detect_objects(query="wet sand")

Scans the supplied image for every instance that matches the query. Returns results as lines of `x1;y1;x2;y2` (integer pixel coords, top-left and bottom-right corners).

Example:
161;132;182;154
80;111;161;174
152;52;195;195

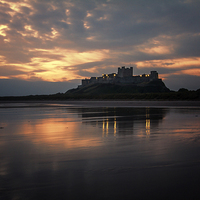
0;105;200;199
54;100;200;107
0;100;200;107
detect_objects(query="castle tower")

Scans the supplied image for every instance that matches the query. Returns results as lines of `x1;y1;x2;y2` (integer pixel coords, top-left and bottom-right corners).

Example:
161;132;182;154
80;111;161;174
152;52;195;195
150;71;158;80
117;66;133;77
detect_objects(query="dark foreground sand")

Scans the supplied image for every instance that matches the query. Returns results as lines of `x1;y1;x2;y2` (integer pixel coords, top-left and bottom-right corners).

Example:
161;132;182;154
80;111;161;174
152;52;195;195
1;100;200;107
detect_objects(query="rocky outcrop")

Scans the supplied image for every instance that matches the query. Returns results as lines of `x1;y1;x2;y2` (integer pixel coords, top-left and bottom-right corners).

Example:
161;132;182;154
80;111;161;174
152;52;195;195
66;79;170;96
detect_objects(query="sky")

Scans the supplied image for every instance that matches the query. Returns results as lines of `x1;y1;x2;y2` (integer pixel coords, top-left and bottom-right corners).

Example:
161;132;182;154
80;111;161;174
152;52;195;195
0;0;200;96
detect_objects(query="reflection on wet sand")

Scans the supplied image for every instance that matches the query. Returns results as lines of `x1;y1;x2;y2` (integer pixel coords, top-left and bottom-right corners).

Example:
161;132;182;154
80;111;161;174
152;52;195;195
21;118;102;149
0;105;200;200
146;119;151;135
78;107;168;136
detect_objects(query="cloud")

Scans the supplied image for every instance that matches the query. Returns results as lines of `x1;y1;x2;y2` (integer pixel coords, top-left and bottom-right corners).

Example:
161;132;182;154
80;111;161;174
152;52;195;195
0;0;200;95
0;65;27;76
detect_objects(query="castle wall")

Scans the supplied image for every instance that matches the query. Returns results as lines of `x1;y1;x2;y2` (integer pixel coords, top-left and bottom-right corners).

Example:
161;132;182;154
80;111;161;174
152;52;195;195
118;67;133;77
82;79;90;86
150;71;158;81
81;67;159;86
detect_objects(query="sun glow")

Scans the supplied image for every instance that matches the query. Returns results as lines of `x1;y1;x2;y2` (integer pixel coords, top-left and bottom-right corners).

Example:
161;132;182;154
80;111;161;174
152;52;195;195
0;48;110;82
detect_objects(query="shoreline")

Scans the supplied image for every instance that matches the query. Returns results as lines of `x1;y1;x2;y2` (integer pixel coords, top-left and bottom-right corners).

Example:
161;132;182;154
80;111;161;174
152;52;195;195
0;100;200;108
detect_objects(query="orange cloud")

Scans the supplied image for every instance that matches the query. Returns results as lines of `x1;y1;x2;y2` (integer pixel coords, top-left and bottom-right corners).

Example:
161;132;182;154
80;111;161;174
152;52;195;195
181;68;200;76
1;0;33;16
137;35;175;55
139;45;173;55
0;48;110;82
82;66;99;73
0;25;9;37
136;57;200;70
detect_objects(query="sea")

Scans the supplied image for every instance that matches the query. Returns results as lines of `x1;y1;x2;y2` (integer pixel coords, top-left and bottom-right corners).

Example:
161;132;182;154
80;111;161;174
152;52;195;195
0;102;200;200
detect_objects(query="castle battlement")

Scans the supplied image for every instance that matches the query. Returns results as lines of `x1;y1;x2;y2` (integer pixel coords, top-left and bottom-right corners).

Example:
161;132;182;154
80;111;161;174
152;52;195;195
81;67;159;86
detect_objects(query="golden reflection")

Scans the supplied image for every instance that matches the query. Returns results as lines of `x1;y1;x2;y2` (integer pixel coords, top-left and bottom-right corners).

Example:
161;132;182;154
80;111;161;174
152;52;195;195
146;108;150;135
102;119;109;137
114;118;117;137
102;118;117;137
146;119;150;135
21;118;102;149
106;119;109;137
102;120;105;137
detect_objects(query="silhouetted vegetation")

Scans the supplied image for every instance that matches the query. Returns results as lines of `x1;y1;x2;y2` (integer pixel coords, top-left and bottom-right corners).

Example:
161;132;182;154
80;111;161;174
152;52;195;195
178;88;189;92
0;88;200;101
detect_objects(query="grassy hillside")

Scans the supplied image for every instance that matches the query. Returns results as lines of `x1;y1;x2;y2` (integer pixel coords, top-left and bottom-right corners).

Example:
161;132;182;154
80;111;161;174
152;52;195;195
66;79;170;96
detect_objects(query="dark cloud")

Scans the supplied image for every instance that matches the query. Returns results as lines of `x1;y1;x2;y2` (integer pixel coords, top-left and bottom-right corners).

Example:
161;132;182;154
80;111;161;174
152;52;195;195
174;34;200;57
0;12;11;25
29;1;68;34
9;13;27;31
20;6;32;15
2;0;199;52
0;3;12;24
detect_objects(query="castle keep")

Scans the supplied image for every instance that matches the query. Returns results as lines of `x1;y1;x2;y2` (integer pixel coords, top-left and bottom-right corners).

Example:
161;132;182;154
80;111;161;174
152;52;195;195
81;66;159;86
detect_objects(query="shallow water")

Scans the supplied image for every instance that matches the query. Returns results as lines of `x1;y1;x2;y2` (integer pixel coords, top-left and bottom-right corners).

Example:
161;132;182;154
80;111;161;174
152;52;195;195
0;104;200;199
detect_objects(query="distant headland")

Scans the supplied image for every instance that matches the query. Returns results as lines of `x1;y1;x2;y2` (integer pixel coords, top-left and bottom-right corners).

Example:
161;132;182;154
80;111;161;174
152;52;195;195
0;66;200;101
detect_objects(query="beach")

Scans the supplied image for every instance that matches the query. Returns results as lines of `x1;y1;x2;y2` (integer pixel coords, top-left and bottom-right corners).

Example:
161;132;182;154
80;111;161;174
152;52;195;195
0;100;200;108
0;102;200;199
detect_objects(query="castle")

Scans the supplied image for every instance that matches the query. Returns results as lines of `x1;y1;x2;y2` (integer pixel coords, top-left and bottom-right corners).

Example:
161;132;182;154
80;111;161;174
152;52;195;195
81;66;159;86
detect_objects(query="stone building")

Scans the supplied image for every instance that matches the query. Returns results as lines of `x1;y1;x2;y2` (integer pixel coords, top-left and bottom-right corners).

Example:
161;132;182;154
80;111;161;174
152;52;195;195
81;67;159;86
118;66;133;77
